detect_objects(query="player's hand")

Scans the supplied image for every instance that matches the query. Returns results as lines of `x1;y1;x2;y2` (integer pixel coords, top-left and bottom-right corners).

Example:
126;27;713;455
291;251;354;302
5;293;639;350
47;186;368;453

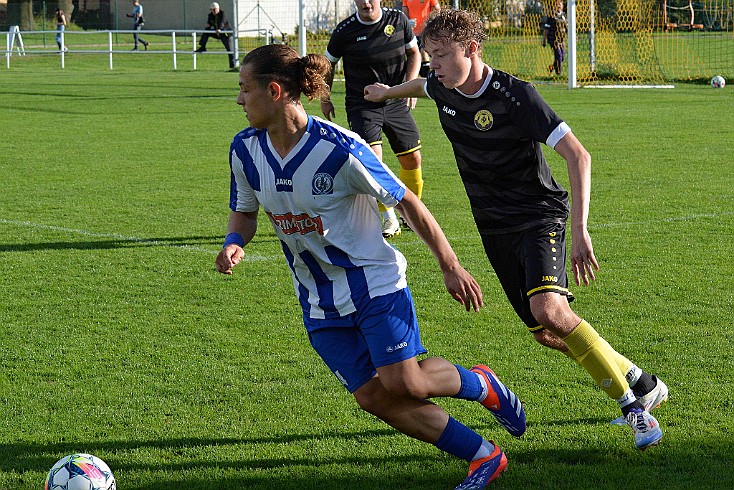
406;97;417;110
216;245;245;275
570;228;599;286
320;100;335;121
443;265;484;312
364;83;390;103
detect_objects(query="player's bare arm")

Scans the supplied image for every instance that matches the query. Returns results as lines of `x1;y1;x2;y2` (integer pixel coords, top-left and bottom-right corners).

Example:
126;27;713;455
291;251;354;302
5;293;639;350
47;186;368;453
319;61;337;121
364;78;427;103
216;210;258;275
395;190;484;312
554;131;598;286
404;45;421;109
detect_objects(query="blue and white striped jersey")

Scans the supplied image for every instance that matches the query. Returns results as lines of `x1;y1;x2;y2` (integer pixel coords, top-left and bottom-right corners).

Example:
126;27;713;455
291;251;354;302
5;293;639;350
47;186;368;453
229;115;408;326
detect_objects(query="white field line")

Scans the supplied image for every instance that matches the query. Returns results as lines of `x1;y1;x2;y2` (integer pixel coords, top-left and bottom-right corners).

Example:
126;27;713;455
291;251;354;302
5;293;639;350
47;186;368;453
2;211;731;259
0;218;278;262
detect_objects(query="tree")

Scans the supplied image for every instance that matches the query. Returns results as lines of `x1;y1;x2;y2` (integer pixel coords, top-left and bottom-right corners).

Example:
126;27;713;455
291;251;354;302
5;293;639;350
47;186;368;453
6;0;33;29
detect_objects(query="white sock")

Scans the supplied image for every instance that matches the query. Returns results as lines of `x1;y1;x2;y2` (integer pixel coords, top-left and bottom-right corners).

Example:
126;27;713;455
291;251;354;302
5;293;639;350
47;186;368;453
616;388;637;410
471;439;495;461
625;364;642;387
381;208;397;221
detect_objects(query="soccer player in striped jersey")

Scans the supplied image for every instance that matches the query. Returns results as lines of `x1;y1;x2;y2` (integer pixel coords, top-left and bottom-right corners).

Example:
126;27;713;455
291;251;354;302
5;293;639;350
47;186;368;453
364;8;668;452
321;0;424;238
216;44;526;489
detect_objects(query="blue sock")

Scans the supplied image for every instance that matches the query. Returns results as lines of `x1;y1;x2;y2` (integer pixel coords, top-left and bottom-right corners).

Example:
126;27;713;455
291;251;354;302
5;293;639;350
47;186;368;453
454;364;483;401
435;417;484;462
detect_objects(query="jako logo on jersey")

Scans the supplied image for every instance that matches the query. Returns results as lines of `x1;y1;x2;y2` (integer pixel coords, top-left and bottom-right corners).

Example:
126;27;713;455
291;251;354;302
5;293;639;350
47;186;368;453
312;173;334;195
384;24;395;36
385;341;408;353
357;35;367;41
474;110;493;131
276;178;292;186
542;275;558;282
266;211;325;236
442;106;456;116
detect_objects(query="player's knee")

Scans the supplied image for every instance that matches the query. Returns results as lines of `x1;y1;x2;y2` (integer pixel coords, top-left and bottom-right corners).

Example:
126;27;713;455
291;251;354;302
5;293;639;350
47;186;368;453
381;376;428;400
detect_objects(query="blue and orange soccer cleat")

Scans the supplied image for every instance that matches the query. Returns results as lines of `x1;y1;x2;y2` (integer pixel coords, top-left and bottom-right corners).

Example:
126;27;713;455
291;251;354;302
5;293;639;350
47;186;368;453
454;442;508;490
470;365;526;437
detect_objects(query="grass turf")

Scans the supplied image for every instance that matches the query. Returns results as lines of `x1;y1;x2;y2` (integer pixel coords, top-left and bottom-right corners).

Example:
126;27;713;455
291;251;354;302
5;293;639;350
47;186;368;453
0;60;732;489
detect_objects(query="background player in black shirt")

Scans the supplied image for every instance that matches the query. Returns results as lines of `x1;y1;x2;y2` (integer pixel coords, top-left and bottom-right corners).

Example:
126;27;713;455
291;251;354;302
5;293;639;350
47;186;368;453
365;8;668;452
322;0;424;238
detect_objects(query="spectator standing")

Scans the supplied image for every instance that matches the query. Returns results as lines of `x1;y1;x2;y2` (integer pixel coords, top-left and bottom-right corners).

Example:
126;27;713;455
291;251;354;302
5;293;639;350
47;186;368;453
542;0;566;75
195;2;237;70
321;0;424;239
54;8;68;52
127;0;149;51
401;0;441;77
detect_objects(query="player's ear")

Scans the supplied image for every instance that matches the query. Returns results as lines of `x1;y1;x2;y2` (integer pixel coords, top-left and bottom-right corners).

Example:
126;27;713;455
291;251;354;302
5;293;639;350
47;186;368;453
466;40;480;57
268;81;283;100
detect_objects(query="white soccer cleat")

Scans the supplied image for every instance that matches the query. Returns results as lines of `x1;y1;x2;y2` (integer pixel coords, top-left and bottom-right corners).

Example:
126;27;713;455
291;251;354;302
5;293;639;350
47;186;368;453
626;409;663;450
382;216;401;238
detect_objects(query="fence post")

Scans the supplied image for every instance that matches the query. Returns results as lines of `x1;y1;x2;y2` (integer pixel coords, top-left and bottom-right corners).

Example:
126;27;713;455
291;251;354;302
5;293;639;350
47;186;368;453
172;31;177;70
192;32;197;71
60;31;65;68
109;31;114;69
5;31;9;69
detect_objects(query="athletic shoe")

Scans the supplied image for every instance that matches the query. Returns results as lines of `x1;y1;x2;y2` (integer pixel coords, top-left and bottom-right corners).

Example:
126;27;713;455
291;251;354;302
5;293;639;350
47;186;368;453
626;408;663;450
470;365;526;437
195;47;206;53
143;41;149;50
454;443;508;490
382;216;401;238
610;376;668;426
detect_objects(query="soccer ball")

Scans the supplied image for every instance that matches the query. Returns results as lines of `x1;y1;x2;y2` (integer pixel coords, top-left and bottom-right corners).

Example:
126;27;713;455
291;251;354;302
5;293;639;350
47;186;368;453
45;454;116;490
711;75;725;88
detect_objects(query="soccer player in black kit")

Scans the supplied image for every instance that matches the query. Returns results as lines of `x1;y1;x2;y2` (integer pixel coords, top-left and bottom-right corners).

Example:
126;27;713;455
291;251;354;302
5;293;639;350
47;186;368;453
365;8;668;453
322;0;424;238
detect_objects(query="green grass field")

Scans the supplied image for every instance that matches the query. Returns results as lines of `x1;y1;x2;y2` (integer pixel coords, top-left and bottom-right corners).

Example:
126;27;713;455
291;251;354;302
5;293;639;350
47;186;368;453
1;58;733;489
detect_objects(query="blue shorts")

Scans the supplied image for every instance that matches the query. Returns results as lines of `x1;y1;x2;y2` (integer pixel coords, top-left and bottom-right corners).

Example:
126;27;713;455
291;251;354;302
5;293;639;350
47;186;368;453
305;288;427;393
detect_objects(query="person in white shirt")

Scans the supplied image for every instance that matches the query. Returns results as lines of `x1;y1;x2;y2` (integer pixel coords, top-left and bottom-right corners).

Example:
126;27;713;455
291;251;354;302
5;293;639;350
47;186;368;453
216;43;527;490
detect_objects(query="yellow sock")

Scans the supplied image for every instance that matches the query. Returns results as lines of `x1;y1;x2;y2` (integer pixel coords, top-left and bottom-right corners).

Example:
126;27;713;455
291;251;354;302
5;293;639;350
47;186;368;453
378;202;389;213
562;320;629;399
599;338;633;376
400;167;424;200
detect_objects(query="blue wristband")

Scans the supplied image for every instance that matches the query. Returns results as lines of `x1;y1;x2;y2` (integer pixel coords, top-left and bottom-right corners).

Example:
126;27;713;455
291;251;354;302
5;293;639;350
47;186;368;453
223;232;245;248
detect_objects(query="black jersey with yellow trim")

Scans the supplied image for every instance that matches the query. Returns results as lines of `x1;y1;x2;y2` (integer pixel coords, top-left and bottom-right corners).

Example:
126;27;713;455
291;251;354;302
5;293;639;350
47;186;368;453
326;8;415;109
425;67;570;234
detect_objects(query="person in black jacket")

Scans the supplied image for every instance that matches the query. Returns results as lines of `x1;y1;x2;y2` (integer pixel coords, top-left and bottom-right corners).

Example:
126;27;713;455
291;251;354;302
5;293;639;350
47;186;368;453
195;2;236;70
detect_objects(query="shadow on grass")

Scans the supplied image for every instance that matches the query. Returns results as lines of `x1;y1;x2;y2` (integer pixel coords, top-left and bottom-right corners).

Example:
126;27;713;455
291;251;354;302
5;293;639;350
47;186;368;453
3;427;733;489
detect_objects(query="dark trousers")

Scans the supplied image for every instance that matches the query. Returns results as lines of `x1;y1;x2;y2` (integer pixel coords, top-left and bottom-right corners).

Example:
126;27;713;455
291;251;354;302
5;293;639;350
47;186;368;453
199;31;235;67
133;22;146;48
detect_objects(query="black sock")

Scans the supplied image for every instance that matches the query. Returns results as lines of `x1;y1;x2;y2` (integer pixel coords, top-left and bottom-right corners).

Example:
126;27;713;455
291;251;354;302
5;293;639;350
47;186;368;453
621;399;645;417
631;372;657;398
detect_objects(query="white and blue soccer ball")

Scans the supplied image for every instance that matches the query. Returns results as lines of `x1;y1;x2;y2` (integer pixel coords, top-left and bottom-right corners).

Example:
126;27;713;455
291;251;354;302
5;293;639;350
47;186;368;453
711;75;726;88
45;454;116;490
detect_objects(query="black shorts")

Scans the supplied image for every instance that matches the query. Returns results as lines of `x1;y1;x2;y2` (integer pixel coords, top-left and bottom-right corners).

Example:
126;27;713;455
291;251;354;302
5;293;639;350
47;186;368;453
346;101;421;157
480;221;574;331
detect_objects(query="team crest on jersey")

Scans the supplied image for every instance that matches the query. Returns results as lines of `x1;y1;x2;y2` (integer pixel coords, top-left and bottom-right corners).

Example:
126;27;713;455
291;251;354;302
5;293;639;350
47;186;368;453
474;110;494;131
384;24;395;36
312;172;334;195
